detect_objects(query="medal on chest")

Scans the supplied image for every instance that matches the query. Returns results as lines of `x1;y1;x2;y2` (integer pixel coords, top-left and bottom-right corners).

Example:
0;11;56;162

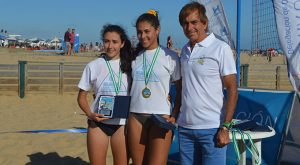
142;47;160;98
142;87;151;98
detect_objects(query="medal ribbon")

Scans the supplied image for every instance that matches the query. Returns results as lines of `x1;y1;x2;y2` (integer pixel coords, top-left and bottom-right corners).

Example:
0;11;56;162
105;58;122;95
143;47;160;86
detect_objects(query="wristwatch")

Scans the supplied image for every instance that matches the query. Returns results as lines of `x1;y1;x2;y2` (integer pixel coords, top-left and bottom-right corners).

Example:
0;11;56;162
170;113;178;119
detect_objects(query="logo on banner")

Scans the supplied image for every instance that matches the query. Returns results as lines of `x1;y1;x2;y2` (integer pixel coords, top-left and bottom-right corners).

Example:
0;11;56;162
274;0;300;91
197;0;234;48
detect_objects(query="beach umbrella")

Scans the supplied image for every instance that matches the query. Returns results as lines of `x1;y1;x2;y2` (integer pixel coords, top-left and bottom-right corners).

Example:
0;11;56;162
0;34;7;40
51;37;60;43
6;37;17;41
29;37;44;43
50;37;61;49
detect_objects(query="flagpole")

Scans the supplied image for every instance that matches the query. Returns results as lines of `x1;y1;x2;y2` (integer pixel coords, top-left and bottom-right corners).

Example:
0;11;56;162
236;0;241;87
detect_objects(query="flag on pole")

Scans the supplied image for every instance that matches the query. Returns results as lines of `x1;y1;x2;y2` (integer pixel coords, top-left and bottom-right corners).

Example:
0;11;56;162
196;0;234;48
273;0;300;92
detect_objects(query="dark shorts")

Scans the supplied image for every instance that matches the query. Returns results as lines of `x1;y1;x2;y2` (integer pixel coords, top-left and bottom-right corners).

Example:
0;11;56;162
131;113;173;142
88;120;121;136
131;112;153;130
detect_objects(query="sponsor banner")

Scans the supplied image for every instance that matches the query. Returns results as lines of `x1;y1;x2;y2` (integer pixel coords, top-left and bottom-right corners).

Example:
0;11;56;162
197;0;234;48
273;0;300;91
168;87;295;165
226;88;294;164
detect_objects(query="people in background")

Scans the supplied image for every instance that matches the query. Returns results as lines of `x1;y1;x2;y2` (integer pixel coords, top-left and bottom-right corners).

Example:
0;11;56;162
64;28;71;55
69;28;75;56
167;35;173;49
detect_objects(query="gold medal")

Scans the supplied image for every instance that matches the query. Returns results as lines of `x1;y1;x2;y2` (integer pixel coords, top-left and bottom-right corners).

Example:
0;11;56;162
142;87;151;98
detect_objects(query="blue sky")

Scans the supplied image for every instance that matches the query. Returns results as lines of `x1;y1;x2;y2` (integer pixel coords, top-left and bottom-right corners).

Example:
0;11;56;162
0;0;252;49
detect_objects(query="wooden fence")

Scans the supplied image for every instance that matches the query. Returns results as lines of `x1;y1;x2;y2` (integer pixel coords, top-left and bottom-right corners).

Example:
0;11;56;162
0;61;293;98
0;64;18;92
0;61;87;97
240;64;292;90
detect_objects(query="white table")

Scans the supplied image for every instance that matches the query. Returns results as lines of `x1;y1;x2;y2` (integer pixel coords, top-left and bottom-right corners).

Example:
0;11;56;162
229;127;276;165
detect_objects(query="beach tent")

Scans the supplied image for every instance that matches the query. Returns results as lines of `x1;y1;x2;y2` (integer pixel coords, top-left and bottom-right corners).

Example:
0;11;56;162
50;37;60;43
0;34;7;40
50;37;61;49
6;37;17;41
28;37;45;44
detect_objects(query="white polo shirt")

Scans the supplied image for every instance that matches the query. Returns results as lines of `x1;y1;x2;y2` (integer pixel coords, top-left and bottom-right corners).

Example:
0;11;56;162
177;33;236;129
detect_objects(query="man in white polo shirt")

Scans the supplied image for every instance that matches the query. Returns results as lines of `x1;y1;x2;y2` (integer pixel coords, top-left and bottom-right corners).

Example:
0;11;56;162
176;2;238;165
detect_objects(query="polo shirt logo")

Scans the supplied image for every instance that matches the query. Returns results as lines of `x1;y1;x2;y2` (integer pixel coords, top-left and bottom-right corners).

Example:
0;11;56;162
197;58;205;65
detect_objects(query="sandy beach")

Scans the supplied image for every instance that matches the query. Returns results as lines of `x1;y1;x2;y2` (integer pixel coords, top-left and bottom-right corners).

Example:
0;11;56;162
0;48;109;165
0;47;289;165
0;93;92;165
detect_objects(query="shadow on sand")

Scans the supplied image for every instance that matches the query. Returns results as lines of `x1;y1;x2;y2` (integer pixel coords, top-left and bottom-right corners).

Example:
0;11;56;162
25;152;89;165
